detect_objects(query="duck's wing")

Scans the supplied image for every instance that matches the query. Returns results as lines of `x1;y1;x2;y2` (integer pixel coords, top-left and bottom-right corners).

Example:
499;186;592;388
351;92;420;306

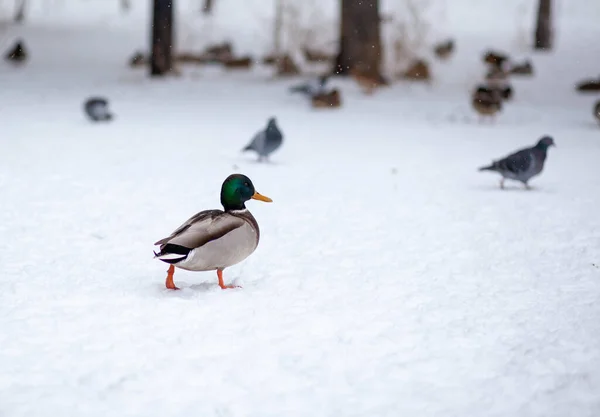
153;210;246;262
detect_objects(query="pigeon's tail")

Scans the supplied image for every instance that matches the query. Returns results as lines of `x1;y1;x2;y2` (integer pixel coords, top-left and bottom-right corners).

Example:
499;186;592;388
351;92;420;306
289;85;309;95
242;143;254;152
478;163;497;172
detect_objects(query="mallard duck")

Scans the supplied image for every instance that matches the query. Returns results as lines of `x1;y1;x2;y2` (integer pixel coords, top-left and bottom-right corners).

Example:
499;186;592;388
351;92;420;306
5;40;27;63
153;174;273;290
351;68;388;95
433;39;455;60
483;50;509;69
509;60;534;76
472;85;502;122
311;88;342;108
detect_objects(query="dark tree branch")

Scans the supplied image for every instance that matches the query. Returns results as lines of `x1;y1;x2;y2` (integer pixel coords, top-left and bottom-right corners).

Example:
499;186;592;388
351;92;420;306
14;0;26;23
534;0;553;50
334;0;382;77
151;0;174;76
202;0;214;14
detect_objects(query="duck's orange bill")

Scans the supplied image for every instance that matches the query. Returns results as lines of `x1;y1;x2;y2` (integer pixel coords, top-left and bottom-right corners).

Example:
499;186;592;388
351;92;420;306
251;192;273;202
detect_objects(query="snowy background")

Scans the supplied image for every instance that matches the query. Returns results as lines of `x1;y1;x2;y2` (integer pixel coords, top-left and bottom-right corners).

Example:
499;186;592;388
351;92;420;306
1;0;600;416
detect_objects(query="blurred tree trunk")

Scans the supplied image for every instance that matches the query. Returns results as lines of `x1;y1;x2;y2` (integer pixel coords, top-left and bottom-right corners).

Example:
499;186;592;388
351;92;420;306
273;0;283;57
14;0;26;23
333;0;382;77
151;0;174;76
121;0;131;13
202;0;214;14
534;0;553;50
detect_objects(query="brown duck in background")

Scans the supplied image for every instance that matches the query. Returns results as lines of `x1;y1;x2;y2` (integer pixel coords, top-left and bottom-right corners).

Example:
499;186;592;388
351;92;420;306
223;56;253;69
434;39;455;60
577;77;600;92
400;59;432;82
472;85;502;122
351;68;388;95
129;51;146;67
311;89;342;109
485;65;508;83
509;60;534;76
483;50;509;70
4;40;27;64
302;47;333;63
485;66;513;101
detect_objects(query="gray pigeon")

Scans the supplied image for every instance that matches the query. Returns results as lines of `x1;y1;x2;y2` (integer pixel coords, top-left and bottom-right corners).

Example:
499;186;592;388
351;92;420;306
289;75;329;98
242;117;283;162
84;97;113;122
478;136;556;189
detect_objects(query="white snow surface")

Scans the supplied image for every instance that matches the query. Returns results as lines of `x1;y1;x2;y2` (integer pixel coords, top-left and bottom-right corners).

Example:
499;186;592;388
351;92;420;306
1;1;600;416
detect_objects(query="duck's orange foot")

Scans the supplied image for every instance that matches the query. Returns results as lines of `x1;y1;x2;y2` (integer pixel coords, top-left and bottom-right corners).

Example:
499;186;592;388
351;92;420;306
219;284;242;290
165;265;180;290
217;269;241;290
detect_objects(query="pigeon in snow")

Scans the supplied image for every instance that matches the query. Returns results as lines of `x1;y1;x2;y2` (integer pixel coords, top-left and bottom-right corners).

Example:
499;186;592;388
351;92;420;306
242;117;283;162
84;97;114;122
289;75;329;97
479;136;555;189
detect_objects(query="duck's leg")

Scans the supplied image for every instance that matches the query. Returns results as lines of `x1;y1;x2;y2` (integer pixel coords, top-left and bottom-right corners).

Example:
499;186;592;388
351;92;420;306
165;265;179;290
500;178;505;189
217;269;241;289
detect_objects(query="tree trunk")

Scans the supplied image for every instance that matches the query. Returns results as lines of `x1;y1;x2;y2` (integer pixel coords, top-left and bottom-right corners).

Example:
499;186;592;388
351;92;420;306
151;0;174;76
121;0;131;13
334;0;382;77
273;0;283;57
202;0;214;15
534;0;552;50
14;0;26;23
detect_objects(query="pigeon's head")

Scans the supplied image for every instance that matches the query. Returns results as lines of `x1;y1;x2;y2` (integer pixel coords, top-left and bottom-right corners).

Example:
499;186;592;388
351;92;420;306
85;97;108;107
536;136;555;149
220;174;272;211
266;117;278;128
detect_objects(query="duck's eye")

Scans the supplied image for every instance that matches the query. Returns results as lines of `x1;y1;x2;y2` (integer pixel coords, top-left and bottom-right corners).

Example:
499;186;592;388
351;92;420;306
244;182;249;187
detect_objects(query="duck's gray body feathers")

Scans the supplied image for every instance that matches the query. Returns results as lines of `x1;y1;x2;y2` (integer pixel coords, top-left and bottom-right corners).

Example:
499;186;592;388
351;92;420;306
153;209;260;271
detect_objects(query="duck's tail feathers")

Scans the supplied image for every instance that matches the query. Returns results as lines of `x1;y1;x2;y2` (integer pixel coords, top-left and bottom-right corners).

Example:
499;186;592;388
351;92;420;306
153;244;190;263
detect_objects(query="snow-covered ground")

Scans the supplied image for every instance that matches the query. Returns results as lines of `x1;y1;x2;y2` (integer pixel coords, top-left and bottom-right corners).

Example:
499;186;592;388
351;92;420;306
1;1;600;416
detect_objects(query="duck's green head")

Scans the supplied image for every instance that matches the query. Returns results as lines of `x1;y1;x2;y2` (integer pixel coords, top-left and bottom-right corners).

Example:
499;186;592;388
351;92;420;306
220;174;272;211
